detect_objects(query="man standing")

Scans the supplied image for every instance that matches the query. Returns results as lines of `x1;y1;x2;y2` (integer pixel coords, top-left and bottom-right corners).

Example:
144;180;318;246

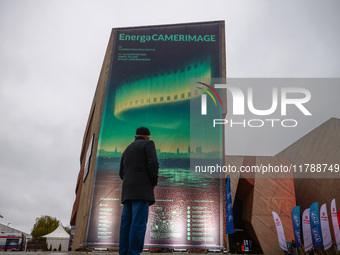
119;127;159;255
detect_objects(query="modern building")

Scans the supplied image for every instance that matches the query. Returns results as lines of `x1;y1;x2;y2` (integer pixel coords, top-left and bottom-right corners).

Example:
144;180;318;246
70;21;227;251
70;21;340;253
277;117;340;211
225;118;340;253
225;156;296;254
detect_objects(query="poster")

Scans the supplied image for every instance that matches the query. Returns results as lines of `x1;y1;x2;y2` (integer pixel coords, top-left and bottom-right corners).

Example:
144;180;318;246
84;21;224;248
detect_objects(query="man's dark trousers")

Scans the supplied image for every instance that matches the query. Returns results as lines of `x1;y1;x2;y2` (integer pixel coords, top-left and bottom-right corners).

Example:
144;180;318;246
119;134;158;255
119;200;149;255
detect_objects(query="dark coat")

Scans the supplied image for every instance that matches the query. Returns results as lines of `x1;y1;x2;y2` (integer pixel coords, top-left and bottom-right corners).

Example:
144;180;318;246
119;136;159;205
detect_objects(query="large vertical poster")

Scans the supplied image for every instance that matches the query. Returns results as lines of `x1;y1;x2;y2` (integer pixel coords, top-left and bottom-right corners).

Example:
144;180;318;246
84;21;223;248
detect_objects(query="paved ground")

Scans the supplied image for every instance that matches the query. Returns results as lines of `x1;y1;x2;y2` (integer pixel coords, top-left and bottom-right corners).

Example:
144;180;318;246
1;253;117;255
0;252;300;255
0;251;264;255
0;253;223;255
0;252;238;255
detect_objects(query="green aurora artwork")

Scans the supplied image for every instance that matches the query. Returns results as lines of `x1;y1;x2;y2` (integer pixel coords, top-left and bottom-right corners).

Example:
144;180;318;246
98;57;213;155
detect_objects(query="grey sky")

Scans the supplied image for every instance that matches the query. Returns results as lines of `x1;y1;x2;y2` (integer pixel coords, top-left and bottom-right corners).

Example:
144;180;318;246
0;0;339;234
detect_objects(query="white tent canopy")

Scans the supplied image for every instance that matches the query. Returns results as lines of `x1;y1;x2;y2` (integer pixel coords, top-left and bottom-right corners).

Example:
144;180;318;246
43;225;70;251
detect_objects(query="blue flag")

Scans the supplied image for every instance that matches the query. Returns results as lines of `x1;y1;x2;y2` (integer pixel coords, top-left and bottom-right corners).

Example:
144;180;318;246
310;202;323;247
291;206;301;247
226;176;234;234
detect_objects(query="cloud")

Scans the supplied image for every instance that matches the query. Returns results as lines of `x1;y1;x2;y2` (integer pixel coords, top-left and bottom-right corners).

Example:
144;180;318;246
0;0;339;234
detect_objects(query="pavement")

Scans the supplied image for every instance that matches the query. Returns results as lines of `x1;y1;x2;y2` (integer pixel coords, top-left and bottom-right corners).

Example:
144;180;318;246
0;253;206;255
0;252;238;255
0;253;216;255
1;253;116;255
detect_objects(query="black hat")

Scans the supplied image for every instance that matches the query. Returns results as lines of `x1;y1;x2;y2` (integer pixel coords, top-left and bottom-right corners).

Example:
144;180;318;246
136;127;150;135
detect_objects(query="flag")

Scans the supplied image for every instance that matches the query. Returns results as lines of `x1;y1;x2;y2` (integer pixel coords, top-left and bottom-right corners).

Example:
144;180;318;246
302;208;313;252
272;211;288;251
291;206;301;247
331;199;340;251
310;202;323;247
225;176;234;234
320;203;332;250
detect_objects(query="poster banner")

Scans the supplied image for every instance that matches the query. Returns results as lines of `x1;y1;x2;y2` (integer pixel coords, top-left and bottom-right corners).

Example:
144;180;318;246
320;204;332;250
84;22;224;248
226;176;234;234
291;206;301;248
331;199;340;250
310;202;323;247
272;211;288;251
302;209;313;252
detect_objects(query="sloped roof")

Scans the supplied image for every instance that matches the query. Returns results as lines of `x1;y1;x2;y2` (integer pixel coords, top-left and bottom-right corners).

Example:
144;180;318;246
277;117;340;210
43;225;70;239
0;223;32;238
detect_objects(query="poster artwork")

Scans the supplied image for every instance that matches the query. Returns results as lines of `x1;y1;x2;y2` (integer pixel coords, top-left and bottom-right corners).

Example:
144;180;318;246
84;21;224;248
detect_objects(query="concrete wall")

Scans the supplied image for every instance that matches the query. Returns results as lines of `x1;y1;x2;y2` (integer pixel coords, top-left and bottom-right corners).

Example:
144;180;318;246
277;117;340;251
225;156;296;253
71;30;115;251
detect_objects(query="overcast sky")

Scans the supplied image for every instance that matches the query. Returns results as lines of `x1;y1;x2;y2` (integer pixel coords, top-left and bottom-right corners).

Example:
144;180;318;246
0;0;339;234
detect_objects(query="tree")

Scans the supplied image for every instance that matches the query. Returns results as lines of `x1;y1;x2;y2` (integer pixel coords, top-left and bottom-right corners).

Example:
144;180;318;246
31;215;60;238
63;225;71;235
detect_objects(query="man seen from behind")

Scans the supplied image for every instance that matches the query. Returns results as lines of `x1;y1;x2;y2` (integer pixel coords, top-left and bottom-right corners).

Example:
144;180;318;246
119;127;159;255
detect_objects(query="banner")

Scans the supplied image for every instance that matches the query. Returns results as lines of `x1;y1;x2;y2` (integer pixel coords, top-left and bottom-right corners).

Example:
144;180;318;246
84;21;224;248
310;202;323;247
272;211;288;251
302;209;313;252
338;211;340;249
226;176;234;234
291;206;301;248
331;199;340;251
320;204;332;250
